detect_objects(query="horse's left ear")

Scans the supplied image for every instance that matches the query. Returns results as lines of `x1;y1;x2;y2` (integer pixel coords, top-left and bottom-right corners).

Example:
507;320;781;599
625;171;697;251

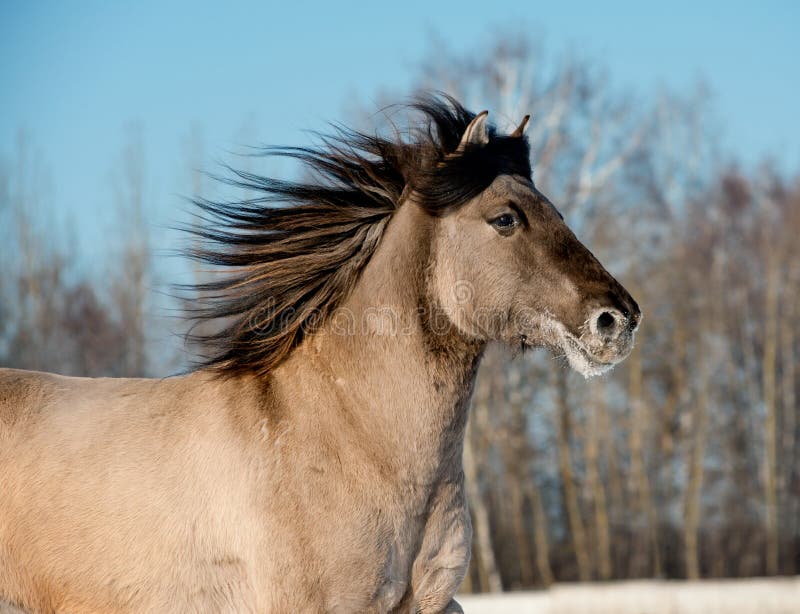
456;111;490;152
510;114;530;138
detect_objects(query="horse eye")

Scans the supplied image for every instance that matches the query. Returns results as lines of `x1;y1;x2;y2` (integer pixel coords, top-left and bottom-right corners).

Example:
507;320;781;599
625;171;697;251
490;213;519;233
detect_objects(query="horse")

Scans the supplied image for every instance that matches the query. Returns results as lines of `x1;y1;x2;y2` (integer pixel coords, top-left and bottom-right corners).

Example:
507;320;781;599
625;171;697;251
0;95;640;613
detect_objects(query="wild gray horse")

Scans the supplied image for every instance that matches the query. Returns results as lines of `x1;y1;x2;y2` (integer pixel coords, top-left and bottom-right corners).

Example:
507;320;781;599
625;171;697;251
0;96;640;613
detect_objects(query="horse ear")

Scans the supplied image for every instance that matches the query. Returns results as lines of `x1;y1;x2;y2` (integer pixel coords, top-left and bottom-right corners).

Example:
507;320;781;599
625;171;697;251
456;110;489;152
510;114;530;138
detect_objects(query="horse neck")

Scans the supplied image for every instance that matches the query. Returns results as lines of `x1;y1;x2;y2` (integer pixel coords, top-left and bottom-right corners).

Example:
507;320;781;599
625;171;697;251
297;201;484;482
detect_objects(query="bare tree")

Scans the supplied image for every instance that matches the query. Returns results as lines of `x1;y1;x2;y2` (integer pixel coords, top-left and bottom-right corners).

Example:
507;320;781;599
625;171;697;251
111;124;151;377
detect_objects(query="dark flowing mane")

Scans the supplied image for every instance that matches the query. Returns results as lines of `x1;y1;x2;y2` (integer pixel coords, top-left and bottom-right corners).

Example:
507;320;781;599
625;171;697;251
187;94;531;376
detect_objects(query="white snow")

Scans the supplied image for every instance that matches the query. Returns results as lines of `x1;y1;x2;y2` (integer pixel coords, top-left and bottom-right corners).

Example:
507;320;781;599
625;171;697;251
457;577;800;614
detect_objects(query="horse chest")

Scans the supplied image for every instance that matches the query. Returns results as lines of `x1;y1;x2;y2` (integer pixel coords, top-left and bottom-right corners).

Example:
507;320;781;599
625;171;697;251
318;512;427;612
263;478;440;612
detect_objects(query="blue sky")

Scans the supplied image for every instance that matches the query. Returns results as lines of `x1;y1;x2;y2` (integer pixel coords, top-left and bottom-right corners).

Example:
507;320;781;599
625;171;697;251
1;0;798;268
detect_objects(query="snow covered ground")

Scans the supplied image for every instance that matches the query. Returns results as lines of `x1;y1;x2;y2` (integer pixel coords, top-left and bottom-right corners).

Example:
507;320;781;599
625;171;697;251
457;577;800;614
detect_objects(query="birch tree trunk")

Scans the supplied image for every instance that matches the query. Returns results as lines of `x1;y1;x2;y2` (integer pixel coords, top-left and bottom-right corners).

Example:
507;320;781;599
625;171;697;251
602;392;626;578
762;259;780;576
502;360;535;588
528;482;554;586
779;275;796;574
682;251;713;582
113;126;150;377
627;340;661;578
507;479;533;587
552;368;591;581
464;374;503;593
586;380;612;580
682;353;709;580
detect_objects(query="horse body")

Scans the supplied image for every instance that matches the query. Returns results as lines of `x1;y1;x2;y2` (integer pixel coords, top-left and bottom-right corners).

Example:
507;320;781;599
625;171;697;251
0;97;640;613
1;204;474;612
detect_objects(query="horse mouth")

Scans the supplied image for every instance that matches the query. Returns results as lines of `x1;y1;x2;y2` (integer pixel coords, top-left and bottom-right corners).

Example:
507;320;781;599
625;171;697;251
559;333;620;378
519;317;629;378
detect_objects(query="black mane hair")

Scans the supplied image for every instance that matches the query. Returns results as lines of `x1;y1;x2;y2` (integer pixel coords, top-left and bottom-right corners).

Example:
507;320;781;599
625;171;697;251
186;93;531;376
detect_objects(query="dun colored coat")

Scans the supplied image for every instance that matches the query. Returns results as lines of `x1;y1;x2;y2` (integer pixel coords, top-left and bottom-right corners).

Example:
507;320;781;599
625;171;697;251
0;96;640;613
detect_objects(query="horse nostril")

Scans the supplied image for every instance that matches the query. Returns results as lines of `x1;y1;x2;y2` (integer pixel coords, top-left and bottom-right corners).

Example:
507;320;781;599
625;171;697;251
596;311;616;333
